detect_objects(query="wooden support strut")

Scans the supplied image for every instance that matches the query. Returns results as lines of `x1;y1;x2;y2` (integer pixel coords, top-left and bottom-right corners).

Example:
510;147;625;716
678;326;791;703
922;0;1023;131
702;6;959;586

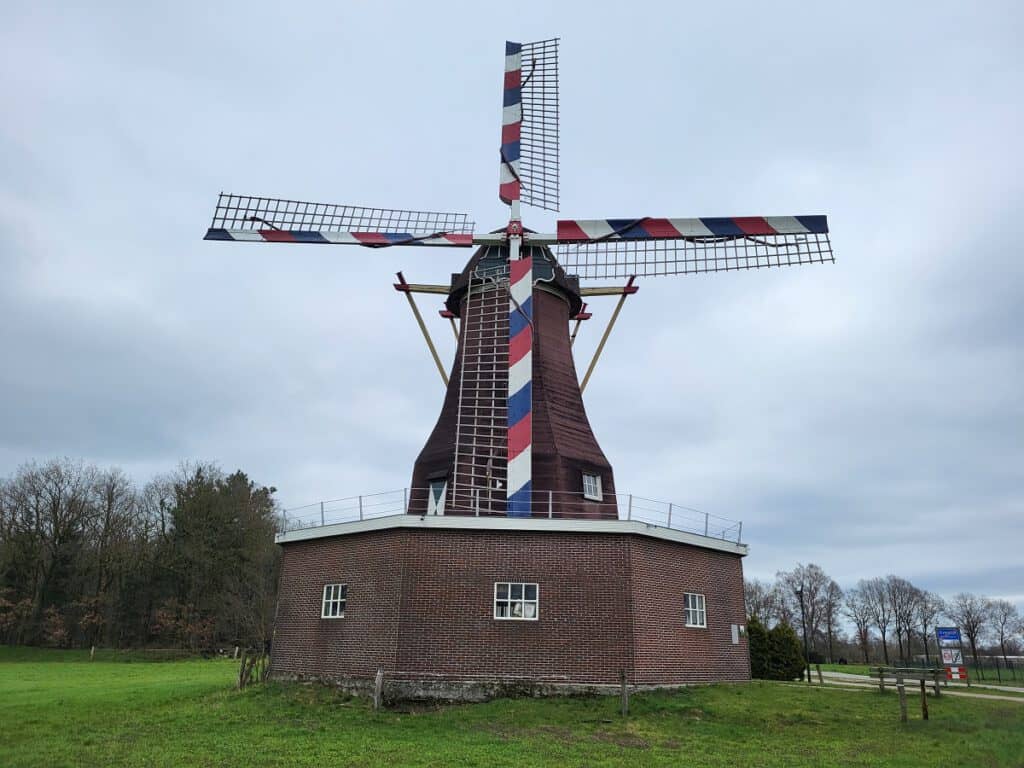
394;272;449;386
580;277;638;394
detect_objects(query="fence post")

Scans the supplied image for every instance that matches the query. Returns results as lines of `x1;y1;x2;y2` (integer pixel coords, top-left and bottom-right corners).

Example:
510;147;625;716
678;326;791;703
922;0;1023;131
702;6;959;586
627;494;633;520
548;490;553;519
403;488;408;514
877;667;885;694
320;501;325;527
737;522;742;543
933;669;941;697
373;668;384;711
919;679;929;720
620;669;629;716
704;512;709;536
816;664;823;684
667;503;673;529
896;674;907;723
358;496;364;521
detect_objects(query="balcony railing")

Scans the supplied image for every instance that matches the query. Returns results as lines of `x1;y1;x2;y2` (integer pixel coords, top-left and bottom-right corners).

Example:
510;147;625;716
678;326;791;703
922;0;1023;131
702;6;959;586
281;489;743;544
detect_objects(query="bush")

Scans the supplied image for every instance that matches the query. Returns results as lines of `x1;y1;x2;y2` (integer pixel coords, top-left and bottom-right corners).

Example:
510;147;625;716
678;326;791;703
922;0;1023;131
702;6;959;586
768;622;806;681
748;617;806;681
747;617;769;679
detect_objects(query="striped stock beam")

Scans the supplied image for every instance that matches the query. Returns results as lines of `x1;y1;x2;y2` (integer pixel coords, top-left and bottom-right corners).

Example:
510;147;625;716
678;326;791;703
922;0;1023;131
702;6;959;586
507;254;532;518
556;215;829;241
204;229;474;247
499;41;522;205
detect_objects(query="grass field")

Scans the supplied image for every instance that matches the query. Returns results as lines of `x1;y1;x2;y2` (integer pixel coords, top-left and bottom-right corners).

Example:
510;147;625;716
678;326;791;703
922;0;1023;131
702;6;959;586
2;648;1022;767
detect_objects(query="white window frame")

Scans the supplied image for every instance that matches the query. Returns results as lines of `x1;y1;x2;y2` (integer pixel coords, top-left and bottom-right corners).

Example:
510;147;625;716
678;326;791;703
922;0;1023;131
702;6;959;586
582;472;603;501
494;582;539;621
684;592;707;628
321;583;347;619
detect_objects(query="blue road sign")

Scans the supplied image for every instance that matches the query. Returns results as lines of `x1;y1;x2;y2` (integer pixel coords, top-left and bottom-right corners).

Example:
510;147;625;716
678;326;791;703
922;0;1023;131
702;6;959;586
936;627;961;642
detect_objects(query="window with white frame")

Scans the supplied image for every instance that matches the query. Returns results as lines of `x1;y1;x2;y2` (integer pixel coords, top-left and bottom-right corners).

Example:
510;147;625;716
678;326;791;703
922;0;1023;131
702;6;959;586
321;583;347;618
582;472;603;501
494;582;539;620
684;592;706;628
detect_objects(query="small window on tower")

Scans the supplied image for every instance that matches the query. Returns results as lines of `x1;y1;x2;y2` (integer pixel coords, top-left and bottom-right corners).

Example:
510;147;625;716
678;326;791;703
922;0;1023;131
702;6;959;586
582;472;603;501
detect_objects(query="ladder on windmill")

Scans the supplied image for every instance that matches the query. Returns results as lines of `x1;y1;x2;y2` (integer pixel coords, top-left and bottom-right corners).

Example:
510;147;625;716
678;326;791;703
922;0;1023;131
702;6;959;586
451;266;509;514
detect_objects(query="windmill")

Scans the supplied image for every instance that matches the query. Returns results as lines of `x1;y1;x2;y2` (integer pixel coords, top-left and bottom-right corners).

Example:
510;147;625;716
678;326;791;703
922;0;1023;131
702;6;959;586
204;38;834;521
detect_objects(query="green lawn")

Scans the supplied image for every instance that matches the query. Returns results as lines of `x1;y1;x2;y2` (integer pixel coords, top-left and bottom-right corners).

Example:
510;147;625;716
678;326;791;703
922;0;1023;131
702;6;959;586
1;648;1022;767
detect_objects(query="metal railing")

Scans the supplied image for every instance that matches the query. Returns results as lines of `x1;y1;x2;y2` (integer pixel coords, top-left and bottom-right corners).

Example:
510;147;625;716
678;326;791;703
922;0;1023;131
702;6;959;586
280;489;742;544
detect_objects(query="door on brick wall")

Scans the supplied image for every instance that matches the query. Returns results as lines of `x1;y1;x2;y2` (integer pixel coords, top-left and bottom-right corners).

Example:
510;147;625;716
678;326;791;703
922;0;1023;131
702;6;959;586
427;479;447;516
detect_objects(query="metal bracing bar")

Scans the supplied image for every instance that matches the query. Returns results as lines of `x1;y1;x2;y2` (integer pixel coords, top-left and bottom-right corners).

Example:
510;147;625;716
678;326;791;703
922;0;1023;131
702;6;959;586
471;234;507;246
580;276;638;394
402;283;449;295
580;285;643;297
394;272;449;386
439;310;459;340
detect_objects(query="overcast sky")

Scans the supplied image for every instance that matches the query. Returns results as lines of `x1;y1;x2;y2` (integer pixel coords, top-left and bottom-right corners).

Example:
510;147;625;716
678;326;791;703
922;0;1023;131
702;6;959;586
2;2;1021;610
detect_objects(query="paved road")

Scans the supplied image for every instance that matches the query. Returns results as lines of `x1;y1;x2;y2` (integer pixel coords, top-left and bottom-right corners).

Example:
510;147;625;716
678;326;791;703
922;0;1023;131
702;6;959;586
816;670;1024;703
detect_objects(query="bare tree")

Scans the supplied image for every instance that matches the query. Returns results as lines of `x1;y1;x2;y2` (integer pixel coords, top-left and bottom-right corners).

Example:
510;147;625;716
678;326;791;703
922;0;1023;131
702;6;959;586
947;593;991;667
862;577;893;665
823;580;843;663
744;578;781;626
915;591;944;665
988;599;1020;667
844;586;875;663
885;575;919;663
777;564;832;676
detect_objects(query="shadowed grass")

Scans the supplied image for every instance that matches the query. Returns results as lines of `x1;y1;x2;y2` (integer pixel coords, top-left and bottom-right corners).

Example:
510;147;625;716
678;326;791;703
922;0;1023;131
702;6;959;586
1;647;1021;767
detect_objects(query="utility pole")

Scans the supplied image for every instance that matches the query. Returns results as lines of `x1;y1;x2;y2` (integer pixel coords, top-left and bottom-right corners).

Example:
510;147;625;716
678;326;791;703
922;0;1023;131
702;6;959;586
797;586;811;683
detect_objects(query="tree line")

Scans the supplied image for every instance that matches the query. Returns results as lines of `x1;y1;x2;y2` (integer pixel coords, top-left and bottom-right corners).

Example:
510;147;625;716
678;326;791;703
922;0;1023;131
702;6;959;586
0;458;280;651
746;564;1024;669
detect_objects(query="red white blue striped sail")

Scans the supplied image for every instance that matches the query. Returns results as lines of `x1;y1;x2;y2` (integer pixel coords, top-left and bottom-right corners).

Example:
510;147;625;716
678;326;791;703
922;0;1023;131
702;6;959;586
499;41;522;205
506;254;532;517
205;229;473;246
556;215;829;241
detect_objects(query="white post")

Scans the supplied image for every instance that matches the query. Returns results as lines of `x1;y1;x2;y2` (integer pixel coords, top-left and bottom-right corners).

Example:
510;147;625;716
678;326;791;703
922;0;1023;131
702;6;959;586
403;488;408;514
320;501;325;527
704;512;709;536
667;502;673;529
627;494;633;521
548;490;553;519
358;496;363;521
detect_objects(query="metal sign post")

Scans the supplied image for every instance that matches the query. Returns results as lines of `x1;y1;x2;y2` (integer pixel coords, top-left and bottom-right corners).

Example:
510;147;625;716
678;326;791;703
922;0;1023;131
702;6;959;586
936;627;971;687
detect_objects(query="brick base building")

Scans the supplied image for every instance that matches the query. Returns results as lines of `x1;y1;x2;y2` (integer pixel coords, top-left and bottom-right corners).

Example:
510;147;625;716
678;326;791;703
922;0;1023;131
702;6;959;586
271;516;749;701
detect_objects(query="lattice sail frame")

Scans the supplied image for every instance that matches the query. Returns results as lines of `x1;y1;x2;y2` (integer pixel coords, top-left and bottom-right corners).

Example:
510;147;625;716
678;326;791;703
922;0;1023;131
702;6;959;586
550;215;833;279
205;193;475;247
499;39;560;212
519;38;560;212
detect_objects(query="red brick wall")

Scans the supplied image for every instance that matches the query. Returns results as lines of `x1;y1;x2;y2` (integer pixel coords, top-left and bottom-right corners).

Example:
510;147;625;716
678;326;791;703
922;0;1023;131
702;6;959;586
629;538;750;684
272;528;748;686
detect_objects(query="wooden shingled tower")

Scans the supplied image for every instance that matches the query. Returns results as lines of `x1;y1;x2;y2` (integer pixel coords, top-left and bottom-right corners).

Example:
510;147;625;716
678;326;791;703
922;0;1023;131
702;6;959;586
203;38;835;521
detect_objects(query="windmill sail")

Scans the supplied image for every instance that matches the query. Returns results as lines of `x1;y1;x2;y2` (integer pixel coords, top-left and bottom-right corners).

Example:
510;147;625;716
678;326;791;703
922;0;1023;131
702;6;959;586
499;39;559;212
204;193;475;247
552;215;833;279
